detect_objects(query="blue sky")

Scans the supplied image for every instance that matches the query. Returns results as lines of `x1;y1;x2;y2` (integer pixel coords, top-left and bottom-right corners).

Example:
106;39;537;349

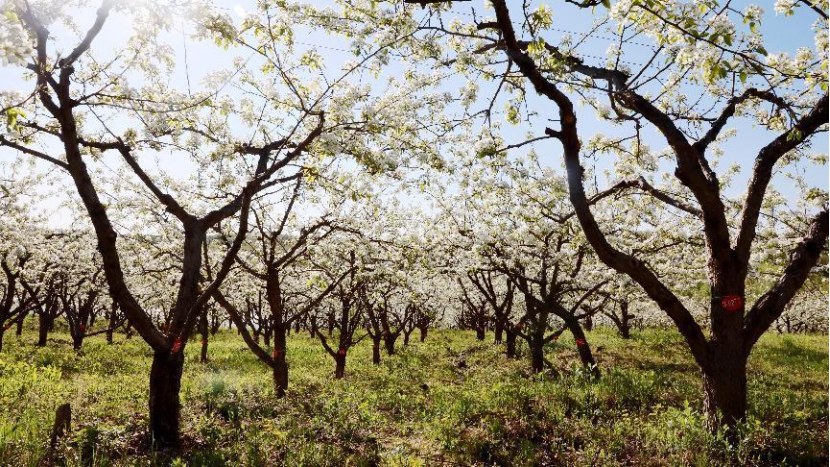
0;0;826;227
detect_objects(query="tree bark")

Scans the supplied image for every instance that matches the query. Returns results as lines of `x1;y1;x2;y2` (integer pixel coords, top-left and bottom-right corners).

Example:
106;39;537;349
493;322;504;344
149;351;185;449
702;355;748;432
383;333;397;355
530;341;544;374
37;314;52;346
419;326;427;342
567;320;599;378
505;329;517;358
15;311;25;336
72;333;84;351
475;327;485;341
371;337;381;365
273;325;288;398
334;354;346;379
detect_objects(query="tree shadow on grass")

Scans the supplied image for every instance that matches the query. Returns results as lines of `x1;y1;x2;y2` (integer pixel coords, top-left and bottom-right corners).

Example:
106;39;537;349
761;337;828;370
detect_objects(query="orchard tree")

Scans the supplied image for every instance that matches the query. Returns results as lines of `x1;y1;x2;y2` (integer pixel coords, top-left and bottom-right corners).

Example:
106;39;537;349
401;0;828;430
467;271;514;346
314;249;367;379
599;276;643;339
0;159;51;349
0;0;432;446
213;200;352;397
442;153;612;375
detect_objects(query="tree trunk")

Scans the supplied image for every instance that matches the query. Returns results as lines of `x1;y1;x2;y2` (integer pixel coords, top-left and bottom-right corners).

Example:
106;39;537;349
273;326;288;398
15;311;25;336
616;302;633;339
334;354;346;379
371;337;381;365
72;334;83;351
37;315;52;346
493;322;504;344
419;326;427;342
702;360;747;433
475;327;485;341
149;351;184;449
403;330;411;345
619;322;631;339
384;334;397;356
530;340;544;374
200;338;208;364
568;321;599;378
505;329;517;358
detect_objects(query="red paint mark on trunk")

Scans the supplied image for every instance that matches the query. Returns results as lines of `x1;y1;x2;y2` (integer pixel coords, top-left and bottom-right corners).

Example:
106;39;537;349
171;338;183;353
721;295;743;312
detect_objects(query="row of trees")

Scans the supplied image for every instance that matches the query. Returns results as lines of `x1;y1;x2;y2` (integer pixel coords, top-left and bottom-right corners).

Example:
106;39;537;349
0;0;826;450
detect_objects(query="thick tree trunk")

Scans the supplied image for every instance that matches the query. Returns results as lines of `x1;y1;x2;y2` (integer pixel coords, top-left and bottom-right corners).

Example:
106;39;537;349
505;329;517;358
530;340;544;374
493;322;504;344
272;362;288;398
371;337;381;365
273;326;288;398
37;315;52;346
149;351;184;449
568;321;599;378
475;327;485;341
419;326;427;342
334;354;346;379
702;359;747;432
615;302;633;339
199;338;208;364
384;334;397;356
106;318;114;344
619;323;631;339
15;311;25;336
403;330;411;345
72;334;84;351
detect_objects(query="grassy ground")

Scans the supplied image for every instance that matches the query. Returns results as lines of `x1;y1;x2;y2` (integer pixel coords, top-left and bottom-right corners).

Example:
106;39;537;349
0;324;826;466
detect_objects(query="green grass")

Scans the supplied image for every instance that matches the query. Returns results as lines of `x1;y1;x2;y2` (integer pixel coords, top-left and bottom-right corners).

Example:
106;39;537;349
0;324;826;466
